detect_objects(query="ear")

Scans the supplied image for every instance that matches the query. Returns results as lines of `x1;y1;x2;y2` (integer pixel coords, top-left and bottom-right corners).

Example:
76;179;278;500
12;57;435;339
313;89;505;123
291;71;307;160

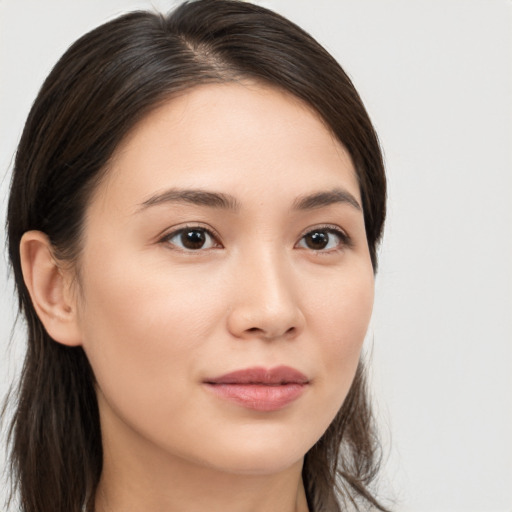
19;230;82;347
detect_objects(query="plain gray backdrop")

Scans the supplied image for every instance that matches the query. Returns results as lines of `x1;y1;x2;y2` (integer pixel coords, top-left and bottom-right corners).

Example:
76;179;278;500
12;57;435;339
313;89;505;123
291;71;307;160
1;1;511;510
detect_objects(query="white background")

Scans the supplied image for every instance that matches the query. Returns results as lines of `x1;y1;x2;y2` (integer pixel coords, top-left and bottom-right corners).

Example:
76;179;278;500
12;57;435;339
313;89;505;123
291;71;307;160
1;1;511;510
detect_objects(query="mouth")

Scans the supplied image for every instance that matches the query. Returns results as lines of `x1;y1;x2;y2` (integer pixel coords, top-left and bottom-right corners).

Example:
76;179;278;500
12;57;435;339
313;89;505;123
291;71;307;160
203;366;309;412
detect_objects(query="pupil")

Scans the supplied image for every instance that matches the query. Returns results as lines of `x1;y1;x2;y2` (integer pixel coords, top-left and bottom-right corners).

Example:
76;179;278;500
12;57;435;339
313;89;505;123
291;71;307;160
306;231;328;249
182;230;205;249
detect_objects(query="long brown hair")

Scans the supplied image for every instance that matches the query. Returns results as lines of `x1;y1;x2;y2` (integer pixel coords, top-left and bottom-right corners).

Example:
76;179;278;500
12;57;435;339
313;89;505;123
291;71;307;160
4;1;387;511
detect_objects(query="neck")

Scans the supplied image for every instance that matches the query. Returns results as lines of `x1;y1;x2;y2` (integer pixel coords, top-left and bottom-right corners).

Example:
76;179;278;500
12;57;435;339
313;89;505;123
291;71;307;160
95;453;309;512
95;402;309;512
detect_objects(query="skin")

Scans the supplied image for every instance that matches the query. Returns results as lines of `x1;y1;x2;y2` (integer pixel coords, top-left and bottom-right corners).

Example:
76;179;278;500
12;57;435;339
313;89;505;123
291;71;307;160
20;82;374;512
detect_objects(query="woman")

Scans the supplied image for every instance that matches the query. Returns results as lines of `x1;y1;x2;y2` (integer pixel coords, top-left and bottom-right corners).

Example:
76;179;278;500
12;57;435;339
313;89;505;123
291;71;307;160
5;1;387;511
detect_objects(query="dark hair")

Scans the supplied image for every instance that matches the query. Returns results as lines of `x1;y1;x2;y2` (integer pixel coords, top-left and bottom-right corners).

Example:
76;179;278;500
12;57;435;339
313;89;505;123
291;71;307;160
5;1;387;511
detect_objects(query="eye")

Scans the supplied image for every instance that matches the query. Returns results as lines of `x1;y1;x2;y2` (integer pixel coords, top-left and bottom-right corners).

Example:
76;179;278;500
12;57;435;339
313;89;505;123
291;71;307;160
297;227;348;251
163;227;219;251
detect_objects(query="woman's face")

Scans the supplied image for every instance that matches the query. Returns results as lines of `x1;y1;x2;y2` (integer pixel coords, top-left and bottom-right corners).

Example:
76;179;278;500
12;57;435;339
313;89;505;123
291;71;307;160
75;82;374;475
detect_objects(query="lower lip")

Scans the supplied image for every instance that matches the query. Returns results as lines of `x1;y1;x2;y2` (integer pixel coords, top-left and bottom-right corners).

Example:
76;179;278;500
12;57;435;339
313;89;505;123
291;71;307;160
204;383;307;412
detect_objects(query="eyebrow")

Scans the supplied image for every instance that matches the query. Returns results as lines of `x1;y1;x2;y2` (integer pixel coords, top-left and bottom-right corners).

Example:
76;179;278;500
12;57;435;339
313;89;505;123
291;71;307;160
136;187;361;213
137;188;241;212
292;188;362;211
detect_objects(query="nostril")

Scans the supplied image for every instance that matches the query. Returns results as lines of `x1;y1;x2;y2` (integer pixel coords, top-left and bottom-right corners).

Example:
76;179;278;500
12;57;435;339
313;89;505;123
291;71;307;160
244;326;297;339
285;327;296;337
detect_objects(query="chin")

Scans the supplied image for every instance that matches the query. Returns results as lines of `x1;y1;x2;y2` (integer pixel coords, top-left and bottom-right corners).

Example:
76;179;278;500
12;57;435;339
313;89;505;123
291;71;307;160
203;449;305;476
186;426;319;476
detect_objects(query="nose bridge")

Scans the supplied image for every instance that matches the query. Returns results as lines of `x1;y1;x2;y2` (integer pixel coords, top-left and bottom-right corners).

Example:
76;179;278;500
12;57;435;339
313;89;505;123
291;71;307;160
227;243;304;339
249;245;292;305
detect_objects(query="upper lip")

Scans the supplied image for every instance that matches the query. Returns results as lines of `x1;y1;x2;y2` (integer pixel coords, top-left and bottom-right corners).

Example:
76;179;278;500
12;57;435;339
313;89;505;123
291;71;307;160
204;365;309;385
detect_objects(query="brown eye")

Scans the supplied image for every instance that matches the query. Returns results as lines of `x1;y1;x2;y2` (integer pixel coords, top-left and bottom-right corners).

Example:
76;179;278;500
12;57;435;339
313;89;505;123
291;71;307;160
298;228;345;251
166;228;217;251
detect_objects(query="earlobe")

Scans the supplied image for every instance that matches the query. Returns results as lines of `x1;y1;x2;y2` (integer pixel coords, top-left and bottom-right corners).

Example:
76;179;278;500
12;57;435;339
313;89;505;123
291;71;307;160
19;231;82;347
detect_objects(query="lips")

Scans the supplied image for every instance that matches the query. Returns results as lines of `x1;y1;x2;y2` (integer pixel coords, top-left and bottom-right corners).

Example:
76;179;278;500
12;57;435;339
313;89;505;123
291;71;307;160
204;366;309;412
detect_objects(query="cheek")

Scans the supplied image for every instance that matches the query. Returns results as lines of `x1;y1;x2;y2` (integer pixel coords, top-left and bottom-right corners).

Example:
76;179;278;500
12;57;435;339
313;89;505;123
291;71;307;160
76;250;226;414
311;259;374;345
307;262;374;415
80;245;224;341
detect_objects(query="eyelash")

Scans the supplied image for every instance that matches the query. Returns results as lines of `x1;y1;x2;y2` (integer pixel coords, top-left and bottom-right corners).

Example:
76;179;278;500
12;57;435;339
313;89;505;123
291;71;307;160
159;224;352;253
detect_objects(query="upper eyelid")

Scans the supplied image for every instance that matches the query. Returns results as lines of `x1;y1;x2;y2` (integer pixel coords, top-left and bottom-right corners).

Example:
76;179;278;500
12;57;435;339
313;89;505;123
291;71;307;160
161;223;219;238
298;224;350;240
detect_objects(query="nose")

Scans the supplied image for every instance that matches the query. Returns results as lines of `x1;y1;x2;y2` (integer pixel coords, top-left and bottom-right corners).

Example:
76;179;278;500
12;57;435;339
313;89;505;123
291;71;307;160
226;249;305;341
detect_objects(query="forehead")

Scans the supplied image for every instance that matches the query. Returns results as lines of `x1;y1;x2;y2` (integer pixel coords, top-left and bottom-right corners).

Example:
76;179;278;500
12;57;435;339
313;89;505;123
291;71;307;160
93;82;360;212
